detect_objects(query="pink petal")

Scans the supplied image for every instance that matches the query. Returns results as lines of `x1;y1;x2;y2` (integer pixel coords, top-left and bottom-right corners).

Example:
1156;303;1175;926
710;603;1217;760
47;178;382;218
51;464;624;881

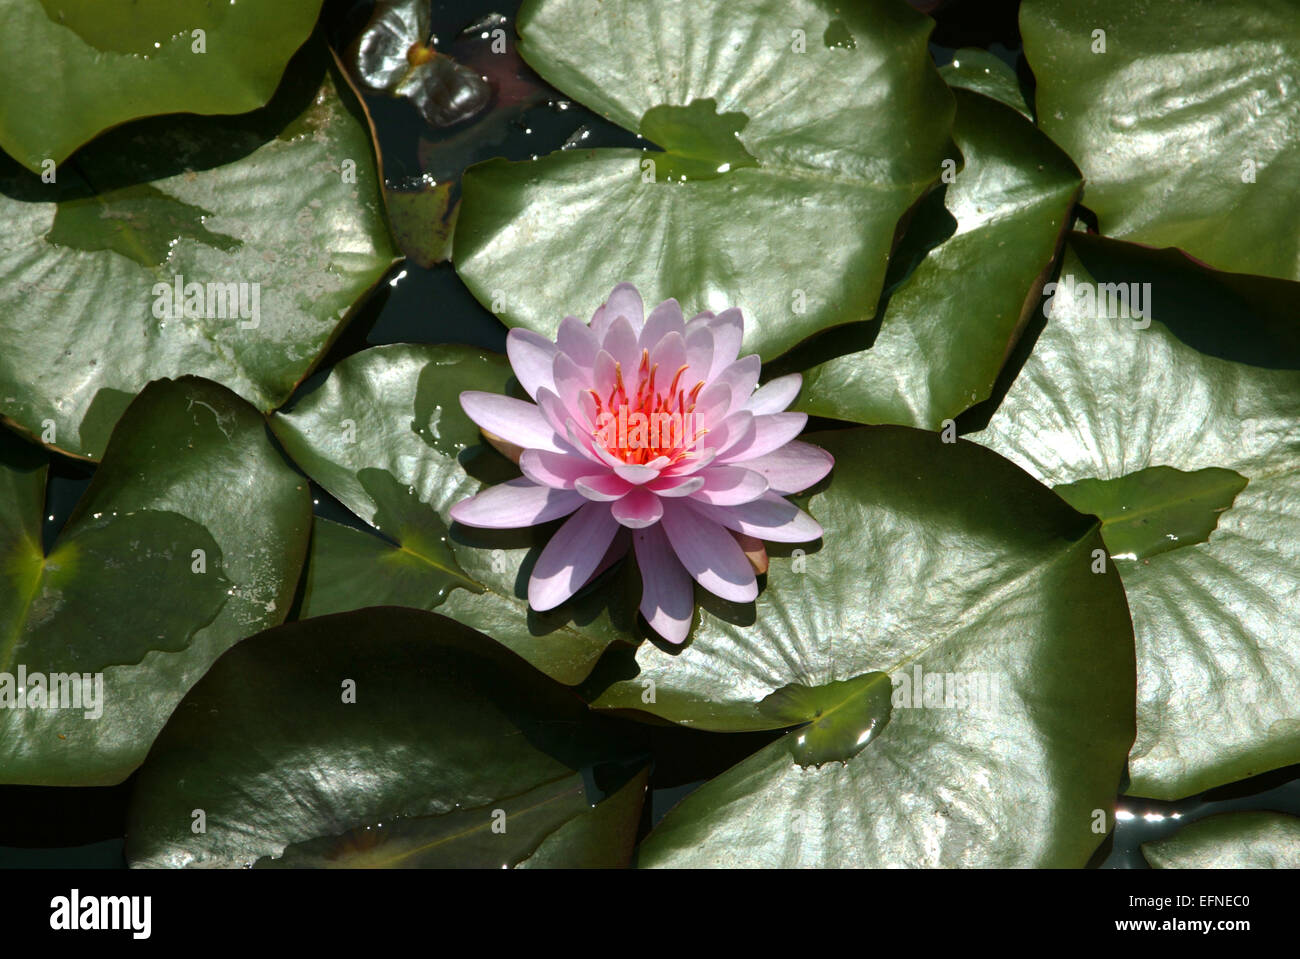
648;331;688;386
741;441;834;494
690;466;769;506
611;487;664;528
538;388;600;446
666;446;719;477
700;411;756;459
557;315;600;368
519;448;593;490
746;373;802;414
683;321;716;387
684;310;716;333
575;472;633;502
659;501;758;603
563;418;605;465
710;354;762;414
592;349;618;400
603;282;645;332
528;502;621;610
593;527;633;581
691;380;735;430
718;412;808;463
687;493;823;543
450;479;583;529
601;314;641;373
576;390;599;425
460;392;564;453
705;309;744;381
648;474;705;497
506;328;558;400
550;355;596;426
639;298;686;350
611;460;661;485
634;523;694;644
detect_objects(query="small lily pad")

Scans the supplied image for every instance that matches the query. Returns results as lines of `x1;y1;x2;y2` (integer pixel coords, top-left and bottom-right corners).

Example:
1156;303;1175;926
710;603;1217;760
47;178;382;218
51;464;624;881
1055;465;1248;562
939;47;1031;119
758;672;893;767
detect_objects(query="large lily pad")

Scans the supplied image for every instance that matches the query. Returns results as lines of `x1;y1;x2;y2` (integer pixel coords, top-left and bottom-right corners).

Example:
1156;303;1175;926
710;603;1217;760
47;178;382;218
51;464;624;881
271;344;638;686
971;234;1300;799
126;607;647;869
788;87;1080;429
453;0;956;360
587;426;1134;867
0;377;311;786
1142;811;1300;869
0;41;398;460
1021;0;1300;283
0;0;325;172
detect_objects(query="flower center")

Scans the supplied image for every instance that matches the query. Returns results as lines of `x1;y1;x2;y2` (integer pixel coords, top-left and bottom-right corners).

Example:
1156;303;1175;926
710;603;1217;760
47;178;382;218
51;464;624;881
589;350;707;465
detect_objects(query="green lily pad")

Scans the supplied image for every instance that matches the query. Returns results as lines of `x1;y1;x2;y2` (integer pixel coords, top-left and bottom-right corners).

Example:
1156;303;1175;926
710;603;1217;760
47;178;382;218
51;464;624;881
271;344;637;686
786;87;1080;429
0;0;325;173
1021;0;1300;282
939;48;1032;118
1055;466;1249;562
126;607;648;869
757;673;893;767
385;181;457;268
453;0;956;360
1142;811;1300;869
971;234;1300;799
0;377;311;785
0;40;399;460
587;426;1134;867
298;513;481;620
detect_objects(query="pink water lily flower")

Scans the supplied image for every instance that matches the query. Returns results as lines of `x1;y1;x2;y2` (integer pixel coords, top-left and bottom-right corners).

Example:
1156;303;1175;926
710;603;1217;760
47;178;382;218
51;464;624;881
449;283;833;644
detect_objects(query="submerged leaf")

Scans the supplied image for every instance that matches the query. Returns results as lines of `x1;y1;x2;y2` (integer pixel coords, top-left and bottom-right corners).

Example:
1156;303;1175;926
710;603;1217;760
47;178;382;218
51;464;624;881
346;0;491;128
